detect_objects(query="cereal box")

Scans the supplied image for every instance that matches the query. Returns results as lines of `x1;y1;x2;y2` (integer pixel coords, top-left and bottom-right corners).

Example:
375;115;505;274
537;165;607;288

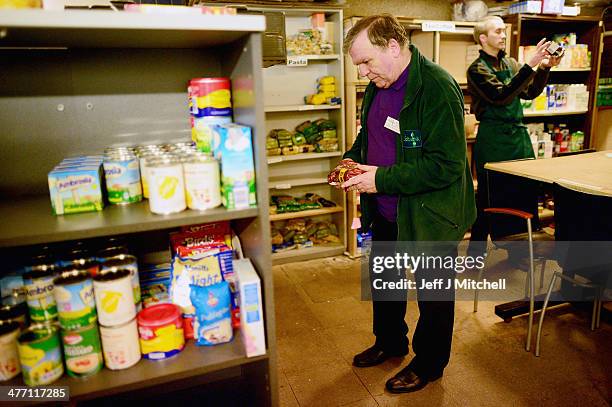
234;259;266;357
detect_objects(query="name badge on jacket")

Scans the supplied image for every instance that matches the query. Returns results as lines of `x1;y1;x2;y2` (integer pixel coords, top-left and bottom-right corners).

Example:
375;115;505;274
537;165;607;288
402;130;422;149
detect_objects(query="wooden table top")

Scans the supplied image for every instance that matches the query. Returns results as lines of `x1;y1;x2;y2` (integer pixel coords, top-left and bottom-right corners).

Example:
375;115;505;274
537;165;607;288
484;150;612;197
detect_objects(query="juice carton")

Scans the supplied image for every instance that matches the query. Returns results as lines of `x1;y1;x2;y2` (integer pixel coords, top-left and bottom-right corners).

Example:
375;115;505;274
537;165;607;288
213;124;257;209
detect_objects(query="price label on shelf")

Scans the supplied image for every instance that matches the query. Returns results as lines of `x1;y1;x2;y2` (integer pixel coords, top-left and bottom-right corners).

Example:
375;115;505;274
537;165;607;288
287;56;308;67
422;21;456;32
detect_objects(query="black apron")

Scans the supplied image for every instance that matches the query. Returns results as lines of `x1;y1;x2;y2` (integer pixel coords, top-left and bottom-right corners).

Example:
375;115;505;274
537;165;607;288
473;56;538;240
474;56;535;177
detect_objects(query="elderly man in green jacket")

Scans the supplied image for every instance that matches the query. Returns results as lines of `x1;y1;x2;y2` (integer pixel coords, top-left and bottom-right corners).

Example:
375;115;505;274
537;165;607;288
340;15;476;393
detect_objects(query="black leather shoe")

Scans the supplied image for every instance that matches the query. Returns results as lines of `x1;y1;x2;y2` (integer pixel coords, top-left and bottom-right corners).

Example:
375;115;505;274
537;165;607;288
385;367;441;393
352;345;407;368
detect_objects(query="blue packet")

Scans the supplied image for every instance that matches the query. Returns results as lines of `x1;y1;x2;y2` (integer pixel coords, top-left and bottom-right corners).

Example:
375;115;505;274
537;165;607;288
190;281;233;346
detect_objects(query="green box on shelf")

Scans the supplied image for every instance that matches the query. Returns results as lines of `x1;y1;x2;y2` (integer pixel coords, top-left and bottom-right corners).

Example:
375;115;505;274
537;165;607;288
48;165;105;215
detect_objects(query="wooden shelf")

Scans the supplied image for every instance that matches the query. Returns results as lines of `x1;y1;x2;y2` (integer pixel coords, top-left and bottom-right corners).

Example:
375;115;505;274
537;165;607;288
346;79;370;86
264;104;341;113
7;336;266;402
288;54;341;61
550;67;592;72
0;196;258;248
0;10;265;48
272;243;345;265
506;14;600;23
268;173;329;189
523;109;588;117
269;206;343;221
267;151;342;164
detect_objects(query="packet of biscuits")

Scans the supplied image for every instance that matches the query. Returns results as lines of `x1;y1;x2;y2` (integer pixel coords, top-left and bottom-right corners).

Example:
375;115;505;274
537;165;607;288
327;159;365;186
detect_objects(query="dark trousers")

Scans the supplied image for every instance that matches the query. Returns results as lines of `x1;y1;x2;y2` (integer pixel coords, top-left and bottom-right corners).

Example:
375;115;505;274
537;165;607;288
369;214;456;379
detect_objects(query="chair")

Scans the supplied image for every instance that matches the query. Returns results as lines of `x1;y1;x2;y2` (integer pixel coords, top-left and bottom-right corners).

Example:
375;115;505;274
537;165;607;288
472;207;545;352
534;182;611;357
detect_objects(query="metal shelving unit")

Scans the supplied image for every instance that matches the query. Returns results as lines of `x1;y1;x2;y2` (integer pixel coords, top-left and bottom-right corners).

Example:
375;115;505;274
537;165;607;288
264;104;341;113
0;9;277;406
524;109;590;117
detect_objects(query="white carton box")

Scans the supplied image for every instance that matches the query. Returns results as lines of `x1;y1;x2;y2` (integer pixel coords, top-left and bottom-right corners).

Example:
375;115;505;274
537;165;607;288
234;259;266;357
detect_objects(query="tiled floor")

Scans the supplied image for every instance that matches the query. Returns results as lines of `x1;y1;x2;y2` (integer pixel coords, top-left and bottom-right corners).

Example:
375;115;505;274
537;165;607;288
273;245;611;407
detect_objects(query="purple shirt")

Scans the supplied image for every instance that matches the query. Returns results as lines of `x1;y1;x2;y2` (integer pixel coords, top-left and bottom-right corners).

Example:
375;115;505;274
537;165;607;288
367;65;409;222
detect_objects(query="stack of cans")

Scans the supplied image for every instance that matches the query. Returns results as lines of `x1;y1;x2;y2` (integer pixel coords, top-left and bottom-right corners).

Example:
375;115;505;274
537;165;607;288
133;142;221;214
93;267;141;371
53;269;103;378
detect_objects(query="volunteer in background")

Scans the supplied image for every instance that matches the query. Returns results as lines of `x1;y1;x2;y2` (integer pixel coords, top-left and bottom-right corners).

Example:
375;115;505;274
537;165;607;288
339;15;476;393
467;15;563;255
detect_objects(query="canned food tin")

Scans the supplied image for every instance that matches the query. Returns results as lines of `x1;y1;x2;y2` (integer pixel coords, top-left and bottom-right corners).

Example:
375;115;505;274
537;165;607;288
101;255;141;309
70;258;100;277
104;146;136;155
147;157;186;215
61;324;103;378
0;294;28;328
23;265;58;323
137;304;184;360
93;269;135;327
99;318;141;370
0;321;21;381
182;314;195;340
53;270;97;330
17;323;63;386
189;77;232;117
138;153;161;200
97;245;130;262
183;154;221;210
64;247;90;265
173;141;196;149
103;154;143;205
135;144;162;154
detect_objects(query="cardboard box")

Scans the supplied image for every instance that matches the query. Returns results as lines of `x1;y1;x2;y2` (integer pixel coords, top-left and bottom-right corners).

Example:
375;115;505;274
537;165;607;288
48;164;105;215
234;259;266;357
508;1;541;15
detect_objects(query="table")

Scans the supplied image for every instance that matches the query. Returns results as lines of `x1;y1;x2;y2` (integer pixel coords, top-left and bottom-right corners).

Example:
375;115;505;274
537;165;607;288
484;150;612;322
484;150;612;197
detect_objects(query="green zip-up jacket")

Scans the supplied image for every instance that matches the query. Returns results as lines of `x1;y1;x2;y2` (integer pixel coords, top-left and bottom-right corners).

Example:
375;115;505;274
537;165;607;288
344;45;476;244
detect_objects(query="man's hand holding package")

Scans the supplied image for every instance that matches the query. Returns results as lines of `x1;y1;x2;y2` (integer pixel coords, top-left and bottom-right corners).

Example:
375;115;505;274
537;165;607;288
342;164;378;193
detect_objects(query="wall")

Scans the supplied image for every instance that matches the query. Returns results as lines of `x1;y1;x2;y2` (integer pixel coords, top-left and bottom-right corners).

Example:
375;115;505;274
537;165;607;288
344;0;451;20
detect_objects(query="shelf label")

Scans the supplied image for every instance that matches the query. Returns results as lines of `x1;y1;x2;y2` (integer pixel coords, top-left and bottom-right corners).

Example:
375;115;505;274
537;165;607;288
274;183;292;190
287;56;308;67
422;21;456;32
